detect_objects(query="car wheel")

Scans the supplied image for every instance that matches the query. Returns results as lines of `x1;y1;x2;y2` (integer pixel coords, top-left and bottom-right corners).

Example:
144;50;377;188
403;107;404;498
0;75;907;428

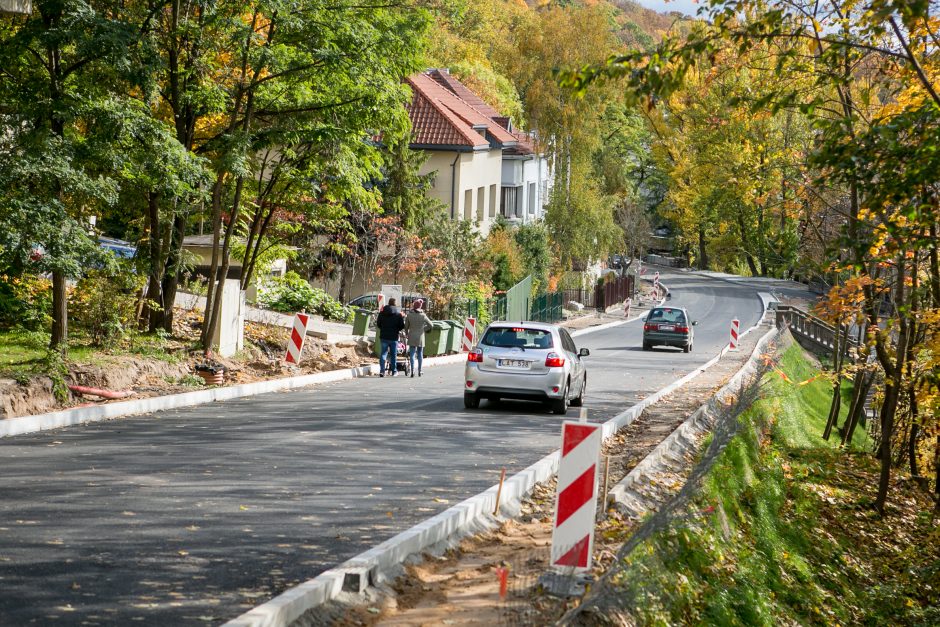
642;342;651;351
551;384;569;415
683;343;691;353
570;376;585;407
464;392;480;409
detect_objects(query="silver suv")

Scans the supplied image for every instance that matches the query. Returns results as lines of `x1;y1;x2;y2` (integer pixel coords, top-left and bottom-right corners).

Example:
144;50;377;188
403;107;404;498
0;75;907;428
464;321;589;414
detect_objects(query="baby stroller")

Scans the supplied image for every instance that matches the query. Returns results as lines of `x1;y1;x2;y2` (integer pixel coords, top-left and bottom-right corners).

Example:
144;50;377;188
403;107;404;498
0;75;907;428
388;330;410;376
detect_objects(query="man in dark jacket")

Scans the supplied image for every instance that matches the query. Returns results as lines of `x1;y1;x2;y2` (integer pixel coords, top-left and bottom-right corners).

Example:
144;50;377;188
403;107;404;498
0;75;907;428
376;298;405;377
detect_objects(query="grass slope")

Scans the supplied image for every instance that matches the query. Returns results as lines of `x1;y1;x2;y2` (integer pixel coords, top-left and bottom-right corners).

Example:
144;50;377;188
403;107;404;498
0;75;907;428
604;344;940;626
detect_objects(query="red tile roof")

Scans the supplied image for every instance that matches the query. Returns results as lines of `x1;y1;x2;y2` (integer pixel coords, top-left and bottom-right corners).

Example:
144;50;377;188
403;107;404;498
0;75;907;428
427;69;504;122
503;131;540;156
406;71;517;150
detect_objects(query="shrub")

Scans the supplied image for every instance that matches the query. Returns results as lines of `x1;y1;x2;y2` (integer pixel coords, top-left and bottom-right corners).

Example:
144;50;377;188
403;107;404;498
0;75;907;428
70;268;144;345
258;272;350;321
0;273;53;331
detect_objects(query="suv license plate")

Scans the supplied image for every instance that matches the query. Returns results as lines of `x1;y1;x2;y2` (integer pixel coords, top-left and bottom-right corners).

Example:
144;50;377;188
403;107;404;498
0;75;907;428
660;325;675;331
499;359;530;368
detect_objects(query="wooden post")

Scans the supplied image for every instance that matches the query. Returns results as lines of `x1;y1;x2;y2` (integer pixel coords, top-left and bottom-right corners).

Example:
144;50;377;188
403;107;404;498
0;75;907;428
493;467;507;516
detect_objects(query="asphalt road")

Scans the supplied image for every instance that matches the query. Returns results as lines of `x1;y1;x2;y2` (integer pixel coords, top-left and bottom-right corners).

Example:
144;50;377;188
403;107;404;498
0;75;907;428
0;270;762;625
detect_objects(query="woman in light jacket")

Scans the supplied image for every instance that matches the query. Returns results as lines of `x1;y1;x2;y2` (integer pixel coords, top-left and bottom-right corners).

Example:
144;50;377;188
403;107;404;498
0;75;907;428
404;299;433;378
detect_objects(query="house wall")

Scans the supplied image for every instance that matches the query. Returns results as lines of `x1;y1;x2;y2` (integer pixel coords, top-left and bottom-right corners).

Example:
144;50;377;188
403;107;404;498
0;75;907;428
500;154;554;224
420;148;503;236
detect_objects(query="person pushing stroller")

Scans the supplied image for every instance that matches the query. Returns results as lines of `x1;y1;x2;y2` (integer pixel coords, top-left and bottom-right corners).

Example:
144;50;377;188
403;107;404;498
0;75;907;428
404;299;433;378
376;297;405;377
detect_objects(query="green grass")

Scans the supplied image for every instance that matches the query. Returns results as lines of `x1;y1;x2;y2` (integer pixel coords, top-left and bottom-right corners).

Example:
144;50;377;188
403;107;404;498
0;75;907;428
604;343;939;627
0;328;47;378
0;327;186;381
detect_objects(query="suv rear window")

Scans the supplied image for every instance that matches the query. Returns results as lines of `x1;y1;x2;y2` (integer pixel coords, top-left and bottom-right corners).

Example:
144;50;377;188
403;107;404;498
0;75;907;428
648;308;686;324
481;327;554;350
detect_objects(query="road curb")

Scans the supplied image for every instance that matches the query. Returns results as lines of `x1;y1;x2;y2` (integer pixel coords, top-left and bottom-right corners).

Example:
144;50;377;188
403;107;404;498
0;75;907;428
224;285;767;627
608;326;780;514
0;353;467;439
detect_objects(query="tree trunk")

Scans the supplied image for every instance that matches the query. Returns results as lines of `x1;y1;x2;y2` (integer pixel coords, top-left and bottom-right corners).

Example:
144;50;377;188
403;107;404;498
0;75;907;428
929;221;939;307
200;175;226;348
823;315;844;440
841;368;869;446
160;210;187;333
907;384;919;478
204;175;246;353
145;191;164;332
697;227;708;270
50;270;68;355
876;372;902;515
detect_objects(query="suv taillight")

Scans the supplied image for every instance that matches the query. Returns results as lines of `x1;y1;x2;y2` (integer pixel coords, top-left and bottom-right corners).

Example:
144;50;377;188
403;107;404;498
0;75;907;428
644;324;654;331
545;352;565;368
468;348;483;363
676;325;689;333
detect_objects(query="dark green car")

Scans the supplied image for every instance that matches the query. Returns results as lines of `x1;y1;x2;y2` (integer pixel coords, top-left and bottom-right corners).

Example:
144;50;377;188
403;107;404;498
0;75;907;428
642;307;697;352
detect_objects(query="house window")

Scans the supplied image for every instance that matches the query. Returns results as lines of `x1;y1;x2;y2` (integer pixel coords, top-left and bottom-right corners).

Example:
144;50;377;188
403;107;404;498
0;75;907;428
528;182;536;214
464;189;473;220
500;186;524;218
477;186;485;222
501;186;517;217
489;184;497;218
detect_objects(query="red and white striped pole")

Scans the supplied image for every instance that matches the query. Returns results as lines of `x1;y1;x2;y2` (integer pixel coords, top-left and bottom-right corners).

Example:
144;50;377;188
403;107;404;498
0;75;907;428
461;317;476;352
284;313;310;364
550;421;602;570
729;318;740;351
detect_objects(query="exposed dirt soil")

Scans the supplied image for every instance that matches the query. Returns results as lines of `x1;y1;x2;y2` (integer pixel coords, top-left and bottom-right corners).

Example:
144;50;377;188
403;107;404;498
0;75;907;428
324;327;768;626
0;308;377;420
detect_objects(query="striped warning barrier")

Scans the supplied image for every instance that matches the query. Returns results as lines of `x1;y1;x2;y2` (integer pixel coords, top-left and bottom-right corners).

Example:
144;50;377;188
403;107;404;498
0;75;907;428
284;313;310;364
462;317;476;352
550;421;602;570
730;318;740;351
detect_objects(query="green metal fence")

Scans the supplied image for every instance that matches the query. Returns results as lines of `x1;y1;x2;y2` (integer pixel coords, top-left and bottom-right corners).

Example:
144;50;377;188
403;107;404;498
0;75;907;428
492;275;532;322
531;292;563;323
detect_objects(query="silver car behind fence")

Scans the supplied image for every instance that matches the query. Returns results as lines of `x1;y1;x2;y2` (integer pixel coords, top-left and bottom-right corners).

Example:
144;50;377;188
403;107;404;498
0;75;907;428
463;322;589;414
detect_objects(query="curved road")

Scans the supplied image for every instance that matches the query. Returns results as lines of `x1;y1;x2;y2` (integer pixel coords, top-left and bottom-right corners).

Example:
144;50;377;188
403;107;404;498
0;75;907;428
0;270;762;625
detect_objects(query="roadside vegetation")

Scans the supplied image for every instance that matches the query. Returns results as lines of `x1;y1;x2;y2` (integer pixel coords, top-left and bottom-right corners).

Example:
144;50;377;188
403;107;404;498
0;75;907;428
582;344;939;626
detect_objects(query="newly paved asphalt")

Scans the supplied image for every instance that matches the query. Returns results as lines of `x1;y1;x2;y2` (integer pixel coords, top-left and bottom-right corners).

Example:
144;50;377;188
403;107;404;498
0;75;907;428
0;270;763;625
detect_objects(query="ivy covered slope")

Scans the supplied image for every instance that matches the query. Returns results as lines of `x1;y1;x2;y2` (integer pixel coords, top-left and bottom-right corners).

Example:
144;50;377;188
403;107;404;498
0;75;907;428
599;343;939;626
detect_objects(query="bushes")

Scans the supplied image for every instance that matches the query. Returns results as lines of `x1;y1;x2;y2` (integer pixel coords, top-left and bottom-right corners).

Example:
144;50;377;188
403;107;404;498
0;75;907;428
258;272;350;321
0;274;53;331
70;269;144;346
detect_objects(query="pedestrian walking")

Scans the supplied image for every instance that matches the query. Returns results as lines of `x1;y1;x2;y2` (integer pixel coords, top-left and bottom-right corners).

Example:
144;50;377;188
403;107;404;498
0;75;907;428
376;298;405;377
404;299;433;378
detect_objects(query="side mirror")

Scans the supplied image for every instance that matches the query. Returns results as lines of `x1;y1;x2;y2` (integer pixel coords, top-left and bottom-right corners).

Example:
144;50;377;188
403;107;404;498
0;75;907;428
578;348;590;357
692;321;698;326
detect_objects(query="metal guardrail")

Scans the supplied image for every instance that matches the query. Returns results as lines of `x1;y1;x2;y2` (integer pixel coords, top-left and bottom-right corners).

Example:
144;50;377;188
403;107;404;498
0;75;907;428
774;305;858;355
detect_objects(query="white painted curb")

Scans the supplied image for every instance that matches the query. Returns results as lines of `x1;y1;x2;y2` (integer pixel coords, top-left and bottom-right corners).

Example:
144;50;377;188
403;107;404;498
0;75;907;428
224;287;767;627
0;352;467;439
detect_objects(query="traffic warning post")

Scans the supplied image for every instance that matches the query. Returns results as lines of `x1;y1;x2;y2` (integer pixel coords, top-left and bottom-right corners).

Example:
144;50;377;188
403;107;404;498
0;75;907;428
284;313;310;364
550;421;602;571
461;317;476;352
729;318;740;351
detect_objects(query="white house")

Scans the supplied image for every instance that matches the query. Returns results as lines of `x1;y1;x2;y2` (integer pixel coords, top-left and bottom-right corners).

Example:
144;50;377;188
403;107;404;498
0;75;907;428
500;132;553;224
